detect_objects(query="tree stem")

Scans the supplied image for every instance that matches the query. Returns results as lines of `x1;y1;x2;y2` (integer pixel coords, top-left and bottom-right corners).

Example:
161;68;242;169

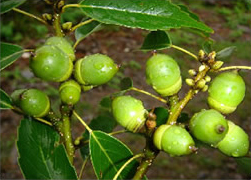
61;105;75;164
132;141;159;180
12;8;48;25
167;65;210;125
53;13;64;37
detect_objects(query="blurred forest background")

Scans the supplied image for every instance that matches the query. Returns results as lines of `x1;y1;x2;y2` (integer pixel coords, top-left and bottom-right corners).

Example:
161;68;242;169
1;0;251;179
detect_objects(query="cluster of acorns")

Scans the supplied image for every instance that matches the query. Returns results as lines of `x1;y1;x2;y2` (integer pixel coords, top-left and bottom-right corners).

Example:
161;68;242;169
111;54;249;157
11;38;249;158
11;37;118;117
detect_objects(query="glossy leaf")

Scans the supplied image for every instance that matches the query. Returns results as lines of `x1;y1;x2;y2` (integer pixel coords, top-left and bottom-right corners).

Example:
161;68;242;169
100;96;112;109
75;20;102;43
90;131;138;179
80;114;116;160
153;107;169;127
120;77;133;90
17;118;77;179
0;89;13;109
216;46;236;60
0;0;26;14
202;40;214;54
80;0;213;33
235;157;251;175
177;4;200;21
141;30;172;51
0;42;24;71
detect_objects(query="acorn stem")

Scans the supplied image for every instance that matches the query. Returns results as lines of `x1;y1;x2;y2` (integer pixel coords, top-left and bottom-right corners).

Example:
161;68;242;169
12;8;48;25
70;19;94;32
130;87;167;104
215;66;251;72
171;45;198;61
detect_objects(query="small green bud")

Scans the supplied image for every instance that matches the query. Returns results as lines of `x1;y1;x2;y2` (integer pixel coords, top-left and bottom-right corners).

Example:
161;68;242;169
62;22;73;31
212;61;224;70
205;76;211;82
188;69;197;76
185;78;195;86
196;79;206;89
199;65;206;72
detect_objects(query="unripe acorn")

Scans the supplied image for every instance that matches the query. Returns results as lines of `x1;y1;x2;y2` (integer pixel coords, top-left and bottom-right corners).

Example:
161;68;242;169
112;95;148;132
189;109;228;146
208;71;246;114
146;54;182;97
59;80;81;105
74;54;118;86
11;89;50;117
45;37;75;61
217;121;249;157
30;45;73;82
153;125;195;156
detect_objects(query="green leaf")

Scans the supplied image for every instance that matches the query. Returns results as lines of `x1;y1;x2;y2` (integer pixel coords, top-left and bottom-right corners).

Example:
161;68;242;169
120;77;133;90
141;30;172;51
0;0;26;14
90;131;138;179
0;42;24;71
100;96;112;109
0;88;13;109
17;118;77;179
75;19;102;43
202;40;214;54
80;0;213;33
177;113;190;123
153;107;169;127
235;156;251;175
216;46;237;60
80;114;116;160
177;4;200;21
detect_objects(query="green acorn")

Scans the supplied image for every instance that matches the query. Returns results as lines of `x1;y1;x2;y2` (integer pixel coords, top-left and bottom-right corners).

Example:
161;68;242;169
59;80;81;105
30;45;73;82
74;54;118;86
217;121;249;157
153;125;195;156
112;95;148;132
208;71;246;114
189;109;228;146
45;37;75;61
11;89;50;117
146;54;182;96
